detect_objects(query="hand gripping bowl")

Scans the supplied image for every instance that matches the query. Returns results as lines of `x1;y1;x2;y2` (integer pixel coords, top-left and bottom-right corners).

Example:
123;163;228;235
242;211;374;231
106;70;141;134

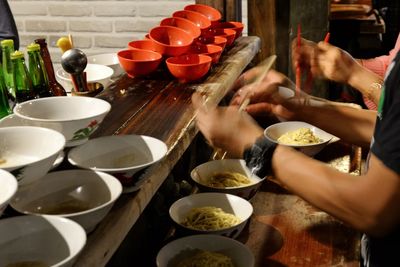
0;215;86;267
264;121;336;157
10;169;123;233
12;96;111;147
169;192;253;239
67;134;168;193
190;159;265;200
156;234;254;267
0;126;65;185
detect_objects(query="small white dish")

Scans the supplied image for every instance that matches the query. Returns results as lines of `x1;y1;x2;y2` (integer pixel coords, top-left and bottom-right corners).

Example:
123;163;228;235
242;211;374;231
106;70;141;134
87;53;124;78
68;134;168;192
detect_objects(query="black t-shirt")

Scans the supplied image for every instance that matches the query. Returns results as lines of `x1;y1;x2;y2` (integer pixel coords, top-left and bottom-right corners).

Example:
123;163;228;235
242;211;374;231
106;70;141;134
363;51;400;267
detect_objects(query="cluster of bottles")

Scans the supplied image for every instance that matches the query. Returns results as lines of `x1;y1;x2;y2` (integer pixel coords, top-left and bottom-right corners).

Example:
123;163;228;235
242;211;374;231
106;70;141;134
0;38;67;119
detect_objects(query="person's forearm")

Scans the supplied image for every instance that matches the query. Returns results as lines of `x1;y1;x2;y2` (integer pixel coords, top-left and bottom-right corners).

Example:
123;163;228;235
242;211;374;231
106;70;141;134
286;97;376;148
272;146;400;236
347;65;383;105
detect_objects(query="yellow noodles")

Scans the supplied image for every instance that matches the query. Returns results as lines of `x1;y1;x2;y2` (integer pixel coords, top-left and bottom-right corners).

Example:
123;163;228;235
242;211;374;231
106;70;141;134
207;172;251;188
181;206;241;231
277;127;321;145
176;250;235;267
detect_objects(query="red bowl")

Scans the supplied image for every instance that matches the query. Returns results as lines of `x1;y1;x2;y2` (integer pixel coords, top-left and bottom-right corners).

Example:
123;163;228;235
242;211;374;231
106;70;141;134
196;35;227;51
128;39;159;52
203;28;236;47
172;10;211;32
184;4;222;24
166;54;212;83
212;21;244;40
117;49;162;78
160;17;201;39
149;26;194;57
189;43;223;64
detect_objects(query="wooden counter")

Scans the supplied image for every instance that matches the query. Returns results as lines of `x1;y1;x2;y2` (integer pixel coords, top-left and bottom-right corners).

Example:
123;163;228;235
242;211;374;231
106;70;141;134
73;36;261;267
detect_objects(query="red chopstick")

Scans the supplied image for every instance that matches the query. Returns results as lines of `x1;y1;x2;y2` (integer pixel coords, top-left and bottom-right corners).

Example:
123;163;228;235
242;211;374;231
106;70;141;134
295;24;301;96
304;32;330;93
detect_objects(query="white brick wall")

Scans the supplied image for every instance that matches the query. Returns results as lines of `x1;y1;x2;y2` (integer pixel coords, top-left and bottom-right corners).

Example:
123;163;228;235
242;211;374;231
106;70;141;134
9;0;247;65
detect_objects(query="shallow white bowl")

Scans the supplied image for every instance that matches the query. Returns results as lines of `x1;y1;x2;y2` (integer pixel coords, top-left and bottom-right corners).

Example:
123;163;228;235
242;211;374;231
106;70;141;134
0;169;18;216
191;159;265;200
156;234;254;267
87;53;124;78
264;121;335;156
68;134;168;192
0;126;65;185
169;192;253;239
10;170;122;233
56;63;114;93
0;215;86;267
13;96;111;147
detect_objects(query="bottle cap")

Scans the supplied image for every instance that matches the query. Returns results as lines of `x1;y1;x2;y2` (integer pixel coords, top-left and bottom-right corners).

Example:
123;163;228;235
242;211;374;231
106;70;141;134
1;39;14;48
11;50;25;60
27;43;40;52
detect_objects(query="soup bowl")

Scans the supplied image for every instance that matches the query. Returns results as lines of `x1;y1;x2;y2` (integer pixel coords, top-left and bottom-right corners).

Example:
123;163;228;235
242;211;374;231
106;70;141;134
12;96;111;147
189;43;223;64
196;35;227;51
172;10;211;32
87;52;124;78
10;170;123;233
212;21;245;40
160;17;201;39
127;39;159;52
264;121;335;157
67;134;168;193
118;49;162;78
203;28;236;46
156;234;254;267
184;3;222;24
169;192;253;239
0;126;65;185
166;54;212;83
0;215;86;267
0;169;18;217
190;159;265;200
149;26;194;57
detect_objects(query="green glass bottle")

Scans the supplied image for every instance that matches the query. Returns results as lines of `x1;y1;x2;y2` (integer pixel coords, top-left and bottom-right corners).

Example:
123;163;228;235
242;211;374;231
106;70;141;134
0;64;11;119
11;50;36;103
1;39;16;100
27;43;51;97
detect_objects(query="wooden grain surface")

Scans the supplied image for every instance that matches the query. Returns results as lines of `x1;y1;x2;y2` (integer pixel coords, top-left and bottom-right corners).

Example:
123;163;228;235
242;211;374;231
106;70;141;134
73;36;261;267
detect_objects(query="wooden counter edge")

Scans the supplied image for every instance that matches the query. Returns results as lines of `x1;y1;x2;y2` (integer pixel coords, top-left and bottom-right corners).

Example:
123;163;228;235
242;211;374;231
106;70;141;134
73;36;262;267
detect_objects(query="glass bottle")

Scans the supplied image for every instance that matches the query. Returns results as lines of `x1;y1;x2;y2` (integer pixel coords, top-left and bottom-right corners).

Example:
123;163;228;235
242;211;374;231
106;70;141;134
1;39;16;100
34;38;67;96
27;43;52;97
11;50;36;103
0;64;11;119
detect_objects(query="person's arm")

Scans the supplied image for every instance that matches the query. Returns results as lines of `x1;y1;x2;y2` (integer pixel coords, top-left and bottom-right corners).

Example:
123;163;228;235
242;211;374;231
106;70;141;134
272;146;400;237
0;0;19;50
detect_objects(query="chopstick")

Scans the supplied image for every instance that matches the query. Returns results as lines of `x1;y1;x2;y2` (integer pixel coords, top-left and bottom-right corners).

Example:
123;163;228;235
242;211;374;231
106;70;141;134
304;32;330;93
295;24;302;97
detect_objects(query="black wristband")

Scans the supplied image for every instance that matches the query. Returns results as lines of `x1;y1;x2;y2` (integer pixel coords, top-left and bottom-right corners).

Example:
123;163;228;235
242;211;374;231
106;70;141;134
243;136;277;178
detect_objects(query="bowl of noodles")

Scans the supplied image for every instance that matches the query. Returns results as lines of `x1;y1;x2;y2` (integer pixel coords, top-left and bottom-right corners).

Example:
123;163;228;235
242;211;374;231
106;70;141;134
190;159;265;200
264;121;335;156
156;234;254;267
169;192;253;239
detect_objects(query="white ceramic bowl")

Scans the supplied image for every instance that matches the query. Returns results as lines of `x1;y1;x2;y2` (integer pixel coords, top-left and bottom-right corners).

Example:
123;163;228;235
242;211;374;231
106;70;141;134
0;126;65;185
56;63;114;93
67;134;168;192
190;159;265;200
13;96;111;147
156;234;254;267
87;53;124;78
0;169;18;216
169;192;253;239
0;215;86;267
10;169;123;233
264;121;335;156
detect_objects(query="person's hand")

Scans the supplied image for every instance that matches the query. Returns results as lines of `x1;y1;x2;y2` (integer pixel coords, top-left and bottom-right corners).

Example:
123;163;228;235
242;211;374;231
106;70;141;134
192;92;264;158
230;69;300;121
311;41;362;84
291;37;317;72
